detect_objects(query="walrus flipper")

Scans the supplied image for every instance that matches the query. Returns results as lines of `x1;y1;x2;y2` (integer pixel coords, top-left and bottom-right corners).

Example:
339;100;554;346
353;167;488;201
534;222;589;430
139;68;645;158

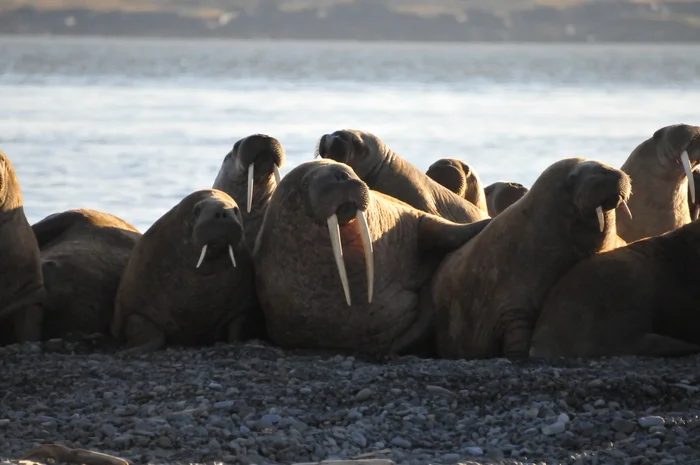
417;216;491;254
501;309;532;360
31;210;86;247
14;302;43;342
120;314;166;356
388;285;436;357
636;333;700;357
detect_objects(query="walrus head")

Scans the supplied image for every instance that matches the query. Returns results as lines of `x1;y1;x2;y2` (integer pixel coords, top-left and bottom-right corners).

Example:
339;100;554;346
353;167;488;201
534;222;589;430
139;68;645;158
214;134;285;213
315;129;389;180
484;181;529;217
425;158;471;197
0;150;21;211
564;160;633;233
191;198;243;271
651;124;700;205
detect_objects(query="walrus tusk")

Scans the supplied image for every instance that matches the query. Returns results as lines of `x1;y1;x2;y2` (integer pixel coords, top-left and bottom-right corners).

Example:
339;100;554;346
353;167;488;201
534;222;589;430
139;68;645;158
355;210;374;303
22;443;131;465
273;164;281;184
327;214;351;306
228;244;237;267
694;204;700;221
681;150;695;205
620;200;633;219
247;164;254;213
596;206;604;232
196;245;208;268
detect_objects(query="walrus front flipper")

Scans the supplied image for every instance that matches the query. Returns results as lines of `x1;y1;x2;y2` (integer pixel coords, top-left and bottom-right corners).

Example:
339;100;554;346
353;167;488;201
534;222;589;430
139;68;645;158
636;333;700;357
14;303;43;342
31;210;87;247
418;216;491;254
388;285;436;357
120;314;166;355
501;309;532;360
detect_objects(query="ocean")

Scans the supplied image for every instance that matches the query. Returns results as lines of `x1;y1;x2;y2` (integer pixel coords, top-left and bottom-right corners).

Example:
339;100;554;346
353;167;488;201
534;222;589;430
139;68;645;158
1;35;699;231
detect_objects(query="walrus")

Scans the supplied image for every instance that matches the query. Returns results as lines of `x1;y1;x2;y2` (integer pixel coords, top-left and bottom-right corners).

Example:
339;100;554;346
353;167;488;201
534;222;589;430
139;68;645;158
31;209;142;340
483;181;529;217
315;129;488;223
690;166;700;221
111;189;263;354
530;218;700;359
253;159;491;356
425;158;488;212
617;123;700;242
0;150;44;344
432;158;632;360
212;134;284;248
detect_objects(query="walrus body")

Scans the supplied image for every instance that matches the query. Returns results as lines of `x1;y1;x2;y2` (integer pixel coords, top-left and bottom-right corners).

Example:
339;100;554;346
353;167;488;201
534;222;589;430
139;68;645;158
212;134;285;249
617;123;700;242
0;151;44;344
111;189;263;353
31;209;141;339
432;158;631;360
425;158;488;213
254;159;491;356
316;130;488;223
530;219;700;359
484;181;529;217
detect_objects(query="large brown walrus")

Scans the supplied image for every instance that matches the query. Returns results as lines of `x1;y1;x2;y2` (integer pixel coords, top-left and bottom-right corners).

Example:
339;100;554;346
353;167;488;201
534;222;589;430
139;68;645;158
617;123;700;242
31;209;141;340
111;189;264;354
0;150;44;344
253;159;491;356
432;158;631;360
315;129;488;224
212;134;284;249
425;158;488;213
530;219;700;359
483;181;529;217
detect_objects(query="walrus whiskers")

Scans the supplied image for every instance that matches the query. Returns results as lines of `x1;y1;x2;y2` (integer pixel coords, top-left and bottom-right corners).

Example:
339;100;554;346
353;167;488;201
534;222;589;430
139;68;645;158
681;150;695;204
355;210;374;303
228;244;237;267
196;245;207;268
327;214;351;306
246;164;255;213
596;206;604;232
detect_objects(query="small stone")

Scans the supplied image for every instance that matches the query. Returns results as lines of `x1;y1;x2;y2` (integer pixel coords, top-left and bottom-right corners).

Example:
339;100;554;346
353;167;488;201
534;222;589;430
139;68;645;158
542;421;566;435
390;436;412;448
214;400;234;409
557;413;570;424
347;409;363;420
103;391;115;399
524;408;539;419
441;453;461;462
355;388;374;402
350;432;367;447
639;416;665;428
0;420;9;427
426;385;456;397
612;418;637;434
587;379;604;388
157;436;172;448
464;446;484;455
239;425;250;434
594;399;606;407
208;382;223;391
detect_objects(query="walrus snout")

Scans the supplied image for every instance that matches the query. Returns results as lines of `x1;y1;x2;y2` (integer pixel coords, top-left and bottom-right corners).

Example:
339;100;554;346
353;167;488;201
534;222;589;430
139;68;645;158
317;133;353;164
192;200;243;269
575;166;632;232
236;135;285;214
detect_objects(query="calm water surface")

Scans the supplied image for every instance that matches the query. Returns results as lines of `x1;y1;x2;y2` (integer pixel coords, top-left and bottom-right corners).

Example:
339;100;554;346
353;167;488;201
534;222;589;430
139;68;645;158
1;36;700;231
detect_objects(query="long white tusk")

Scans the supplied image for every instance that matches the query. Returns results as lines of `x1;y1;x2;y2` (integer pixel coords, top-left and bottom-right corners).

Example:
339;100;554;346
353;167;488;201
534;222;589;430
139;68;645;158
694;204;700;221
355;210;374;304
196;245;208;268
327;214;351;306
228;245;237;268
620;200;633;219
246;164;254;213
273;164;281;184
596;206;604;232
681;150;695;205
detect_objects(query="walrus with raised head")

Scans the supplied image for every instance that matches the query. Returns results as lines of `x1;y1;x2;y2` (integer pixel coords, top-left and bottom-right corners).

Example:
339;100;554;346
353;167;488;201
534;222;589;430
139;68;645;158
617;123;700;242
0;150;44;344
316;130;488;224
213;134;284;249
31;209;141;340
425;158;488;213
253;159;491;355
484;181;529;217
432;158;632;360
111;189;263;353
530;218;700;359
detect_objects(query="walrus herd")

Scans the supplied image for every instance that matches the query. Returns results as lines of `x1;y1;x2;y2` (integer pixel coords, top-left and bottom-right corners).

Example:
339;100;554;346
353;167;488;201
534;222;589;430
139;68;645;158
2;123;700;361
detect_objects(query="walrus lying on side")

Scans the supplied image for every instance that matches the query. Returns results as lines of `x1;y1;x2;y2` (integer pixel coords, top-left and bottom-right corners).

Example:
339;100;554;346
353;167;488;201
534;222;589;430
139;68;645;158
425;158;488;213
316;129;488;224
213;134;284;249
0;150;44;344
432;158;631;360
617;123;700;242
111;189;263;354
253;159;491;356
483;181;529;217
530;218;700;359
31;209;141;340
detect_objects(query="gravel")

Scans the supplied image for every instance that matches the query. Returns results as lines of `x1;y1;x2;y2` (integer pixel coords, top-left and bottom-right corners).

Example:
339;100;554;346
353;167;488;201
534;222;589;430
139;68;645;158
2;338;700;465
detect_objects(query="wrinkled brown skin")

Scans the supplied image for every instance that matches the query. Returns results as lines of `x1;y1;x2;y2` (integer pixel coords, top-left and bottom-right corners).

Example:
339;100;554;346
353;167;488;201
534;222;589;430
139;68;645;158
212;134;285;250
484;181;529;217
690;167;700;221
316;129;489;224
0;151;44;345
432;158;632;360
617;124;700;242
31;209;141;340
531;220;700;359
111;189;264;354
253;159;491;356
425;158;488;213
